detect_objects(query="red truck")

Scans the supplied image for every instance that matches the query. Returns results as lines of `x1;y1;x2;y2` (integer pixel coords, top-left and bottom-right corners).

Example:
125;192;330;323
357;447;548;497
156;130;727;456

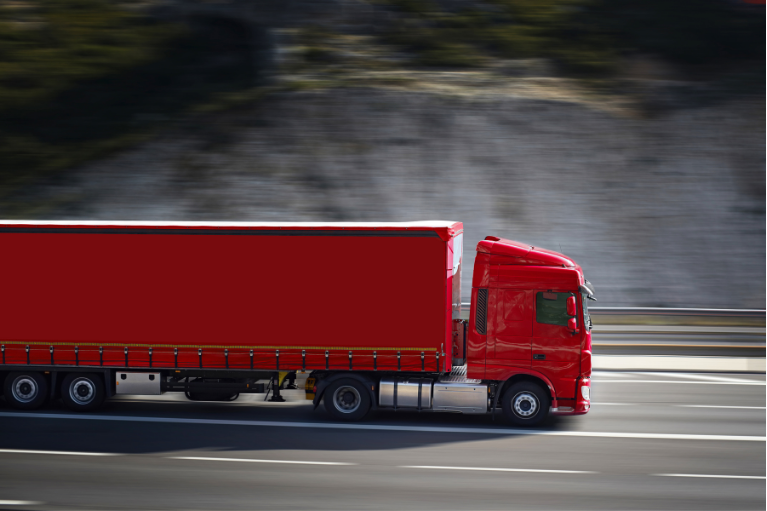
0;220;594;426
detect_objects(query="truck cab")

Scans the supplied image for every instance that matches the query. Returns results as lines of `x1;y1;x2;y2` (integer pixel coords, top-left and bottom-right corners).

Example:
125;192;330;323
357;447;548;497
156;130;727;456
466;236;594;416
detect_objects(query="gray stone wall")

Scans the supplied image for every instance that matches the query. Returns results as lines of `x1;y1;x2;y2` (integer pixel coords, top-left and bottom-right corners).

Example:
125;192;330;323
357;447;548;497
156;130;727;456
20;89;766;308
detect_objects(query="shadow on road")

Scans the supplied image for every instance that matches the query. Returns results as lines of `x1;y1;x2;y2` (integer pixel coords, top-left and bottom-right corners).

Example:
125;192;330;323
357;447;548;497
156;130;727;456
0;396;574;455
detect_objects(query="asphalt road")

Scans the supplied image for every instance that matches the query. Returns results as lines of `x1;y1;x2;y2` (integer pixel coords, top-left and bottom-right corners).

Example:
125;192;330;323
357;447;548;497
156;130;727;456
0;371;764;511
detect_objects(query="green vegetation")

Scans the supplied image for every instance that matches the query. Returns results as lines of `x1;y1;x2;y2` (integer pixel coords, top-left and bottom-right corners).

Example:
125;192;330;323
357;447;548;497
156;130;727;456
381;0;765;73
1;1;762;190
0;0;257;189
382;0;612;72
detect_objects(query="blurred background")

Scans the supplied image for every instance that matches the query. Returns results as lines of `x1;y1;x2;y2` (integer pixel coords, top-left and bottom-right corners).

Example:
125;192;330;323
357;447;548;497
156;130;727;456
0;0;764;308
0;5;764;510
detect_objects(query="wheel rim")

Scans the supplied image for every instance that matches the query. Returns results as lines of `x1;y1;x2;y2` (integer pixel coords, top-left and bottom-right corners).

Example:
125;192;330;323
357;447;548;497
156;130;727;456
332;385;361;414
12;376;38;403
512;391;539;418
69;378;95;405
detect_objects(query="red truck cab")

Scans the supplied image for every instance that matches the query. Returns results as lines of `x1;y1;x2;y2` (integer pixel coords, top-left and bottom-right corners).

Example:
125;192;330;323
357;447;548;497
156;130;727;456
466;236;594;416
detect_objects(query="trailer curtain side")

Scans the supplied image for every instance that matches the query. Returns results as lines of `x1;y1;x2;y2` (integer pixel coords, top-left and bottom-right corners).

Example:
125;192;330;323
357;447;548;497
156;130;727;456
0;222;462;372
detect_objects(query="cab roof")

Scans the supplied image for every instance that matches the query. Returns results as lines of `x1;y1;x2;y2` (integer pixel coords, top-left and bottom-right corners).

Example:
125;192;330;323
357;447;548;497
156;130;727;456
477;236;576;267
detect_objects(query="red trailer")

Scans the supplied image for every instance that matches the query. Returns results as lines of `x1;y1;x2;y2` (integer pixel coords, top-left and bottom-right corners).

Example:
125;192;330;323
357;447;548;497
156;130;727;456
0;220;594;426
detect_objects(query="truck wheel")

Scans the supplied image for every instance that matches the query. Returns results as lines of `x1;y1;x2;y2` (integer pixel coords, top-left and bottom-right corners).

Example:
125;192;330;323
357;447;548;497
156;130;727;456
61;373;105;412
3;372;48;410
501;381;550;427
324;379;371;421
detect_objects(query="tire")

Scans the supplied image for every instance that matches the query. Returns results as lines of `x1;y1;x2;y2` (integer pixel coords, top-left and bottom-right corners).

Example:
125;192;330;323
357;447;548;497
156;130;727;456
60;373;105;412
501;381;550;427
3;372;48;410
323;379;371;421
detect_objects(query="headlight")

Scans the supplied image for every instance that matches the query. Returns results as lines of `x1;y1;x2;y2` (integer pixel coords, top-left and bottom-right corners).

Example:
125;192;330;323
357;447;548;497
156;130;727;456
581;385;590;401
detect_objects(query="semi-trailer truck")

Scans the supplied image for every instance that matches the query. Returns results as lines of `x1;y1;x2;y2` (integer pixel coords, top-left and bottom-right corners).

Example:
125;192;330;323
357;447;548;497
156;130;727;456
0;220;595;426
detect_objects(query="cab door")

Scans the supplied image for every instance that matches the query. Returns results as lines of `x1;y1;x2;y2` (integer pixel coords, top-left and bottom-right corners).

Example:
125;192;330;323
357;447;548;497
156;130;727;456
531;291;581;398
489;288;532;368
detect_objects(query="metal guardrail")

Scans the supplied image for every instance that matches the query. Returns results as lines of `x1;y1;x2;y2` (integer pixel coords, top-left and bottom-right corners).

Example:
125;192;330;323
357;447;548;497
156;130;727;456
588;308;765;318
455;304;764;357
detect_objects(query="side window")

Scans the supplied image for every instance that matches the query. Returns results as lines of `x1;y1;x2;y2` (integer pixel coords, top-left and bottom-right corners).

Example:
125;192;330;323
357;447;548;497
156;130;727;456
535;291;574;327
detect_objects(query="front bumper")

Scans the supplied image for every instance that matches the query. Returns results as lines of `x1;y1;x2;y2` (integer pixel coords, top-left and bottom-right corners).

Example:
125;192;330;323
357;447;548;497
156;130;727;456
551;377;591;415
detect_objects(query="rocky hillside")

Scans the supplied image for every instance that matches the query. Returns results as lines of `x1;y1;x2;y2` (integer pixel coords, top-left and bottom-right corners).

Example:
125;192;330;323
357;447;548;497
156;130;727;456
8;87;764;308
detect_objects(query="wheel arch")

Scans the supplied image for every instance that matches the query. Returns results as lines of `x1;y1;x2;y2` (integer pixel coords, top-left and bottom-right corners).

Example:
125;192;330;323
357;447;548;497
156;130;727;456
494;369;557;403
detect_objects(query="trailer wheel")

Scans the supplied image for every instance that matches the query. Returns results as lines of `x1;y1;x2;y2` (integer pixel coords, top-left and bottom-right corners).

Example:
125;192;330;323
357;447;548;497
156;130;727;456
501;381;550;427
324;379;371;421
61;373;105;412
3;372;48;410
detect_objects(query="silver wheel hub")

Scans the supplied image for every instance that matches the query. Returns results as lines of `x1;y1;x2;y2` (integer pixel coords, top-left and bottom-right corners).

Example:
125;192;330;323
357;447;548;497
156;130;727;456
332;385;361;414
12;376;38;403
513;391;539;418
70;378;95;404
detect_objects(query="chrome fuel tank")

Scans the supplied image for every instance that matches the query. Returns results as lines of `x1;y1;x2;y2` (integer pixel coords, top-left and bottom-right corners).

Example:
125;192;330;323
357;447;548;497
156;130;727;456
379;377;432;409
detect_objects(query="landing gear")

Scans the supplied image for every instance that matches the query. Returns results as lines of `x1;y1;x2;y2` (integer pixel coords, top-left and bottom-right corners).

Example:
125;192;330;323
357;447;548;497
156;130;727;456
501;381;550;427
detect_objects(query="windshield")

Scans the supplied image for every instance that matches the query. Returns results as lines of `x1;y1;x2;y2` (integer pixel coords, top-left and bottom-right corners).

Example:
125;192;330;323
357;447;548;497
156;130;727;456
581;293;591;330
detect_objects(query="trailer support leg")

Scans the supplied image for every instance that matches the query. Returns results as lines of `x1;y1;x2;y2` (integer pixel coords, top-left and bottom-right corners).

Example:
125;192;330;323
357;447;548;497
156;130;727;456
269;372;286;402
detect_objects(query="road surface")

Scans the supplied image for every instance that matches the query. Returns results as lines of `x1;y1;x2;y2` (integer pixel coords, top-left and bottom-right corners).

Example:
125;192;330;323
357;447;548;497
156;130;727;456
0;371;764;510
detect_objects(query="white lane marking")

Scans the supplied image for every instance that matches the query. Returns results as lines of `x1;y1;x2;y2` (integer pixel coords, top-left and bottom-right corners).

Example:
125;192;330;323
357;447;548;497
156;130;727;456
170;456;355;466
590;380;765;385
0;448;121;456
0;412;763;442
654;473;766;480
677;405;766;410
0;501;42;506
634;372;763;383
589;403;765;409
402;465;595;474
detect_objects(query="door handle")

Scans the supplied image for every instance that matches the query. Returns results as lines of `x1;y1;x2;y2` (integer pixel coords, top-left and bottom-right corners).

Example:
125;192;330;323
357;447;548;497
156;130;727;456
533;354;545;360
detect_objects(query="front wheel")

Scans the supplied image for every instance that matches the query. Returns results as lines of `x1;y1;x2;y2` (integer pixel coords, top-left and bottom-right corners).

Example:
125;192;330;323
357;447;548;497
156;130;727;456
501;381;550;427
61;373;105;412
323;379;371;421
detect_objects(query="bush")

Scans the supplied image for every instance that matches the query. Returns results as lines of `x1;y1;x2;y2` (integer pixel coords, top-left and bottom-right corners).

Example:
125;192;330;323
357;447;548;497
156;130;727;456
0;0;173;111
380;0;764;74
0;1;257;188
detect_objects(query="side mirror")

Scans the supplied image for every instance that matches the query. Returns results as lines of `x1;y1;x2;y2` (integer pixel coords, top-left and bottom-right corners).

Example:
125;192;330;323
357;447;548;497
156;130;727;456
568;317;580;334
566;296;577;317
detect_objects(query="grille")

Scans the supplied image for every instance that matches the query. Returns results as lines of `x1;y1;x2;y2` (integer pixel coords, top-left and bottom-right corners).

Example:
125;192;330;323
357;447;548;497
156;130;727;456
475;288;488;335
